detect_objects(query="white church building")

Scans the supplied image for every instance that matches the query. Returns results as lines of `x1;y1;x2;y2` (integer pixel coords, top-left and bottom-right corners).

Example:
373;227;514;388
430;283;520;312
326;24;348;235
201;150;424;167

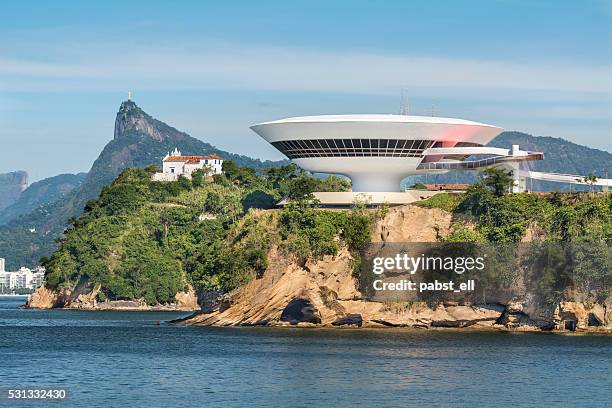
152;148;224;181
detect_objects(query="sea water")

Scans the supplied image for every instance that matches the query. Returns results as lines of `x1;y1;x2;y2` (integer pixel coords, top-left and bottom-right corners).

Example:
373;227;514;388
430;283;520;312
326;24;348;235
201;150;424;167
0;296;610;407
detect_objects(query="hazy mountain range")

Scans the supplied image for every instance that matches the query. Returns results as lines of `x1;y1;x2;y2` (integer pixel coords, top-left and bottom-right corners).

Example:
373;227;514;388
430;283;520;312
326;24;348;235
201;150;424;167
0;101;609;269
0;173;87;226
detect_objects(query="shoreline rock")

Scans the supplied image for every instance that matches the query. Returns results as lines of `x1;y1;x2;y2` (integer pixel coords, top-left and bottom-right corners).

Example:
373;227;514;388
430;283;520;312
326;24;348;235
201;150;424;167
25;284;200;312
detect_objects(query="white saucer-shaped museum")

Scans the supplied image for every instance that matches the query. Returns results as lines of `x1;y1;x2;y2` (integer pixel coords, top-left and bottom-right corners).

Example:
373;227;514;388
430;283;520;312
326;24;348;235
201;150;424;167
250;115;504;192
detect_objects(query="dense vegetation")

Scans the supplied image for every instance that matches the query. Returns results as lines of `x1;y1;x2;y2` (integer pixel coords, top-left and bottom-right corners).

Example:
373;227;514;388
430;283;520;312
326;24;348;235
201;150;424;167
420;168;611;244
414;168;611;306
41;161;611;308
4;102;611;272
42;162;376;304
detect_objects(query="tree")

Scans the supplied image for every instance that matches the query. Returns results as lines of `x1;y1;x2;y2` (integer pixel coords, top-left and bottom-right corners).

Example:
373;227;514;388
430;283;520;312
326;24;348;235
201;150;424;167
222;160;258;187
583;174;599;198
287;174;319;205
144;164;161;174
191;169;205;187
317;175;351;192
204;191;225;214
177;175;192;191
265;163;300;189
213;173;230;186
221;160;241;179
481;167;514;196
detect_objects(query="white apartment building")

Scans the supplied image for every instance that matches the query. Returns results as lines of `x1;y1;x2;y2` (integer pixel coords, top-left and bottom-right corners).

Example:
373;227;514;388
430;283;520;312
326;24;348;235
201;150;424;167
31;266;45;288
0;260;45;291
152;148;224;181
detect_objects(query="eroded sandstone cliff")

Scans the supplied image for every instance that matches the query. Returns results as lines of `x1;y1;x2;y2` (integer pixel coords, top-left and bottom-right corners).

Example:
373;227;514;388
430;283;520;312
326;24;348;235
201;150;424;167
182;205;612;332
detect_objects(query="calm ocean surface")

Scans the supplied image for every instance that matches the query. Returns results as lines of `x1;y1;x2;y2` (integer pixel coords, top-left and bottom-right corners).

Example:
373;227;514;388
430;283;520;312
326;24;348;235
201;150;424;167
0;296;610;408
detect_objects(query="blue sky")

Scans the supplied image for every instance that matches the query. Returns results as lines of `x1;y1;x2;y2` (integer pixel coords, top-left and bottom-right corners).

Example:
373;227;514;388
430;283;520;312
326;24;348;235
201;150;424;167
1;0;610;180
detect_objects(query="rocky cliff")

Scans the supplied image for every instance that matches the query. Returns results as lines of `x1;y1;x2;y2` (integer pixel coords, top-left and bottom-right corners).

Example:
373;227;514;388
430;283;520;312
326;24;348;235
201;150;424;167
182;205;612;332
27;282;199;311
0;171;28;212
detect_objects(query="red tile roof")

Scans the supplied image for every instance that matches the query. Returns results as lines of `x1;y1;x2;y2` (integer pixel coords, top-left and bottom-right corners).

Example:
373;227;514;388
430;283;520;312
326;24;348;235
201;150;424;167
164;154;223;163
423;183;471;191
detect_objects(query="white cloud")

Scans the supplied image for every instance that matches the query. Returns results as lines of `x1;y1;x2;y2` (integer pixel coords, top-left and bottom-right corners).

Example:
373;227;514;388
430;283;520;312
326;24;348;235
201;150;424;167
0;41;610;97
1;39;610;156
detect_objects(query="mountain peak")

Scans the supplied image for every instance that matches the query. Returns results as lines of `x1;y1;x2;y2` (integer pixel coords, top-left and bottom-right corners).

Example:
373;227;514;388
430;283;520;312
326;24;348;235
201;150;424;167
118;99;139;112
114;99;162;141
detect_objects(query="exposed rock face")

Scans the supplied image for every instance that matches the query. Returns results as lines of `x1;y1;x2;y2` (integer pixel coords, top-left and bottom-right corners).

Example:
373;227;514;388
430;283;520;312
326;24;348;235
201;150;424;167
25;202;610;332
281;299;322;324
332;314;363;327
27;285;69;309
26;284;199;311
174;287;199;310
553;301;609;332
184;206;501;328
114;100;186;142
69;284;101;309
372;205;455;243
184;204;612;332
185;246;356;326
0;171;28;211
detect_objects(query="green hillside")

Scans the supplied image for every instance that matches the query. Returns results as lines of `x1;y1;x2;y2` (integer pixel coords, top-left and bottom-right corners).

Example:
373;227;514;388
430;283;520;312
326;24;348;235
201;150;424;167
2;100;610;271
0;101;287;270
42;164;365;304
42;163;610;306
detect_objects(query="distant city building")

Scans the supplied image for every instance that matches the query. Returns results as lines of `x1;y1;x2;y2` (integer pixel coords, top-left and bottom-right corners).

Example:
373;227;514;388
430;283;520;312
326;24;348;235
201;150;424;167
152;148;224;181
0;261;45;291
31;266;45;288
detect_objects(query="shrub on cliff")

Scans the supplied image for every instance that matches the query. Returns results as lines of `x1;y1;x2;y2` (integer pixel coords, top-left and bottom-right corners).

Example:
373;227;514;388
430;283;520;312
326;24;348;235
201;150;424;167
420;174;610;244
278;202;374;265
414;177;611;306
416;192;462;212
